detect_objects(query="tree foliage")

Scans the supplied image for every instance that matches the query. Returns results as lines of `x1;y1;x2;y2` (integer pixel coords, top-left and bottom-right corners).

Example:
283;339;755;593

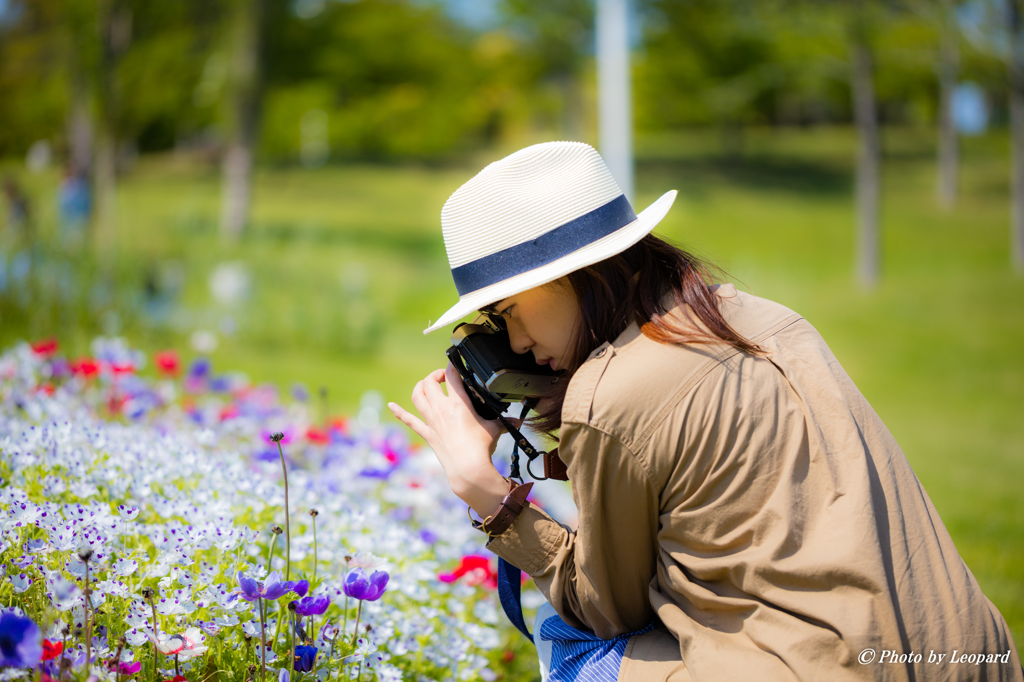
0;0;1016;162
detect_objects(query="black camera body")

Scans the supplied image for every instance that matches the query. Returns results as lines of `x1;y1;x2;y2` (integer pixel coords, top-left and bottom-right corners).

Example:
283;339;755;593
445;315;563;421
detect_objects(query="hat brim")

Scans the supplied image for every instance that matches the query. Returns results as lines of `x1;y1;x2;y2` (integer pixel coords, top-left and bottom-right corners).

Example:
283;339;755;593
424;189;678;334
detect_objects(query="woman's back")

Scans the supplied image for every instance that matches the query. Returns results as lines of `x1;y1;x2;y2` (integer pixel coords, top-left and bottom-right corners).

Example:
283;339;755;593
491;284;1022;681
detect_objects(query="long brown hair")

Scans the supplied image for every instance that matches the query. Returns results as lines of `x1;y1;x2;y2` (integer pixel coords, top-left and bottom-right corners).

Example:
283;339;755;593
532;234;761;436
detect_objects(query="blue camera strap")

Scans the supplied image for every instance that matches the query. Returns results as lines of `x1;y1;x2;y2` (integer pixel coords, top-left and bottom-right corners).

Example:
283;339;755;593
497;556;533;643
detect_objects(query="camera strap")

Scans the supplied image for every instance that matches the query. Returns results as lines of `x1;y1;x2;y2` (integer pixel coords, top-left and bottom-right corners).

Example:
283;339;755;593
502;401;534;482
497;556;533;643
499;400;551;483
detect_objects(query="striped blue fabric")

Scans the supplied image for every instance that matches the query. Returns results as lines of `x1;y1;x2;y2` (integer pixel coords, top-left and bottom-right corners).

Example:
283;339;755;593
539;611;655;682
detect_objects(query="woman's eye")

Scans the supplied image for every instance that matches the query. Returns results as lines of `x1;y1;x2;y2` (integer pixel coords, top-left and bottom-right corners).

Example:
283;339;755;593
500;306;513;318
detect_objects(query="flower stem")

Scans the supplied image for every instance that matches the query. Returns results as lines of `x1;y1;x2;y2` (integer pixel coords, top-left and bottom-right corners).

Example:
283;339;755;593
289;613;295;676
341;556;351;645
275;440;292;581
265;532;277;570
311;515;317;584
351;602;362;648
271;599;286;660
259;597;267;682
83;557;92;674
341;594;349;647
60;626;69;682
147;594;159;682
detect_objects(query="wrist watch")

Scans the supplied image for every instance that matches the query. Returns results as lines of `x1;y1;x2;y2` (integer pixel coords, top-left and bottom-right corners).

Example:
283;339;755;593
468;478;533;537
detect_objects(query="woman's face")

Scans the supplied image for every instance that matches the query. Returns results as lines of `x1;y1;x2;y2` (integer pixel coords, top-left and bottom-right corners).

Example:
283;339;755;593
482;280;579;372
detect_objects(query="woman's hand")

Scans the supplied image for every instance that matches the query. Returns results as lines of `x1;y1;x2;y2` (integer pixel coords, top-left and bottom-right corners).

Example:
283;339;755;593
388;363;509;517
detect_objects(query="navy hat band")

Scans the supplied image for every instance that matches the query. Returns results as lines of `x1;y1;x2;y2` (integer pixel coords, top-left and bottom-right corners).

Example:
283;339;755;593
450;194;638;296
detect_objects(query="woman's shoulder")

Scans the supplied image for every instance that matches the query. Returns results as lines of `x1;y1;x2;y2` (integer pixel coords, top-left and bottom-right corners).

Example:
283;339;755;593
710;284;803;341
561;285;804;450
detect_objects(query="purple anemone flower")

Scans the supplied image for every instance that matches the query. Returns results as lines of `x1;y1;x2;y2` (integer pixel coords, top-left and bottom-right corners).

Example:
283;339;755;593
342;568;389;602
293;594;330;617
0;611;43;668
188;358;210;379
292;580;309;598
235;571;297;602
209;375;231;393
293;645;317;672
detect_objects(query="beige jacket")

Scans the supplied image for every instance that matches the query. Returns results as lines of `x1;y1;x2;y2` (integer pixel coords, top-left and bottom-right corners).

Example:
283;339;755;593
488;285;1022;682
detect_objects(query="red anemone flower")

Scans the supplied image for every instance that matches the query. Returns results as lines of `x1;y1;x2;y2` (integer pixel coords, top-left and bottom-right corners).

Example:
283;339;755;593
31;338;59;357
108;394;126;414
110;362;135;375
306;427;329;444
438;555;498;590
154;350;181;377
71;358;100;379
42;639;63;661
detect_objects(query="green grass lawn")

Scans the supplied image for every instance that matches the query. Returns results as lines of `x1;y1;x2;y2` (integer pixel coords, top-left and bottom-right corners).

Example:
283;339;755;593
2;126;1022;652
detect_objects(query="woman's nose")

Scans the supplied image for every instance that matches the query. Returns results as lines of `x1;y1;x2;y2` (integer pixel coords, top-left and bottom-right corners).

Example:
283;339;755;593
506;322;533;355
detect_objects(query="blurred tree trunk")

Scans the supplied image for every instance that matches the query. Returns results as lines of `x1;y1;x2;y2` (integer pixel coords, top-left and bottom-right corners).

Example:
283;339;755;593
850;12;881;288
94;0;131;268
1010;0;1024;273
220;0;266;242
67;61;93;179
936;0;959;210
556;73;584;142
596;0;634;201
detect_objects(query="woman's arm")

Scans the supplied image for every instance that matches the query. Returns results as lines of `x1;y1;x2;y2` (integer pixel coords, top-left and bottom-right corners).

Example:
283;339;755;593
488;423;661;639
389;365;661;638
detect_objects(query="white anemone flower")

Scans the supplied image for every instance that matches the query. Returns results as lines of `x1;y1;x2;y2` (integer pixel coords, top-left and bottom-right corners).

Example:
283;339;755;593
149;627;208;658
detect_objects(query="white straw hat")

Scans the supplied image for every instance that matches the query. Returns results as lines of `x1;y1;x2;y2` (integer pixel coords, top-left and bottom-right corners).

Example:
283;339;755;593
424;141;677;334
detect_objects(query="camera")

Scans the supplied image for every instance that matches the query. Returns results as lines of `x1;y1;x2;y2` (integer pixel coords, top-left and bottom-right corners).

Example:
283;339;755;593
445;314;569;482
445;314;563;421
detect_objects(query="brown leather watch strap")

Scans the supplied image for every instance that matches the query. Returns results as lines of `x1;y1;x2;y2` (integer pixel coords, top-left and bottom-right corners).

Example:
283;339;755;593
472;479;533;537
543;448;568;481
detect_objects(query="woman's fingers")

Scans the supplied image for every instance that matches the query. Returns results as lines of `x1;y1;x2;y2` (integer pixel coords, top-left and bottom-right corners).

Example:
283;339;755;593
421;368;448;403
410;377;438;425
444;362;474;408
388;402;433;443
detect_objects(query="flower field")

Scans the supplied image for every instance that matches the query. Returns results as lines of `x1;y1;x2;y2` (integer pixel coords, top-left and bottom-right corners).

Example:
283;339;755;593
0;338;543;681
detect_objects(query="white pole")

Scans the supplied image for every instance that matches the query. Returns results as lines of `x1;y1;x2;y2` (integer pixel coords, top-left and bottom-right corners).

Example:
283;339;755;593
596;0;634;202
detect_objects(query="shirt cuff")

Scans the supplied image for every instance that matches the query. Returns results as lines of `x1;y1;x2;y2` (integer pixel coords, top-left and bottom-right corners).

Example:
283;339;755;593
485;502;569;575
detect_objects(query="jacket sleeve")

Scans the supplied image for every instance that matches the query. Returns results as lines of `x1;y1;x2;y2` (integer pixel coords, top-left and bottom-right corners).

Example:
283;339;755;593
486;422;661;639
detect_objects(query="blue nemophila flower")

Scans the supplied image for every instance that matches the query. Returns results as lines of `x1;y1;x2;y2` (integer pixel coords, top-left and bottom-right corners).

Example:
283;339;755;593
292;645;317;672
117;505;139;520
292;594;330;617
0;610;43;668
342;568;389;601
235;570;296;602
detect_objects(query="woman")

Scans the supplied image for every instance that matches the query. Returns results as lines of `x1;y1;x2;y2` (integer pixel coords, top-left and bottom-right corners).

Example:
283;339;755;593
388;142;1022;681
